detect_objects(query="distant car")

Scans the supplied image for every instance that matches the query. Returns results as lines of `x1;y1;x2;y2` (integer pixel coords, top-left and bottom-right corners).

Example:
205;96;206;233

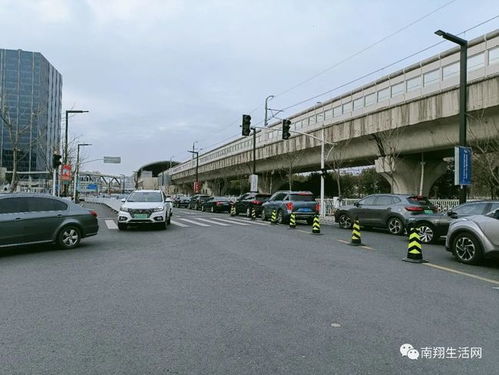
445;208;499;264
335;194;437;235
188;194;211;210
407;200;499;243
0;193;98;249
174;195;191;208
233;192;271;217
201;197;232;213
261;191;318;224
117;190;172;230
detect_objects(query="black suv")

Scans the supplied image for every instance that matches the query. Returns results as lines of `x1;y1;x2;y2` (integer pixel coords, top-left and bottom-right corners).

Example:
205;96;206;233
232;192;271;217
188;194;211;210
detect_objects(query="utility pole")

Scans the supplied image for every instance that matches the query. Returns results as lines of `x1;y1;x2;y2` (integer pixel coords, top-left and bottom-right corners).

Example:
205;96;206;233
63;109;88;196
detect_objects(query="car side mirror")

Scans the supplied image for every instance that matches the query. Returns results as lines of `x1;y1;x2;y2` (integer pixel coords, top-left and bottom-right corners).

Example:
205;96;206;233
448;211;457;219
354;202;360;207
121;198;126;203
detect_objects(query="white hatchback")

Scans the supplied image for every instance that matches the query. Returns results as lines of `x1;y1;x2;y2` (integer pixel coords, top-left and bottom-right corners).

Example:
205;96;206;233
117;190;172;230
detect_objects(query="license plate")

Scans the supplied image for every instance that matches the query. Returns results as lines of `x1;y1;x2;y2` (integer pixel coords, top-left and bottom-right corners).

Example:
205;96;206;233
133;214;148;219
424;210;433;214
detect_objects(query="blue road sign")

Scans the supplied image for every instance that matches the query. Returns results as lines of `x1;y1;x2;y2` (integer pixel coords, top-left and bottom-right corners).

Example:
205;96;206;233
454;146;472;186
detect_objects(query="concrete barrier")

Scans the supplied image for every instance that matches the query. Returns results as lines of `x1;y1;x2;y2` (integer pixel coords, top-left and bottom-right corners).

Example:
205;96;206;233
85;197;122;212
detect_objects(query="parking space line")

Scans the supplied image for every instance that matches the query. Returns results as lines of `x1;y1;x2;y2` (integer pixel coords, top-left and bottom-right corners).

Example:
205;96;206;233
423;263;499;286
361;246;374;250
337;239;349;244
170;220;190;228
178;218;210;227
210;218;250;226
105;219;118;230
195;218;230;226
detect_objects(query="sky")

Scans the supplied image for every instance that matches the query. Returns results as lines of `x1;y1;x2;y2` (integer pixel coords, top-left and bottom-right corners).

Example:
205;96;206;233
1;0;498;175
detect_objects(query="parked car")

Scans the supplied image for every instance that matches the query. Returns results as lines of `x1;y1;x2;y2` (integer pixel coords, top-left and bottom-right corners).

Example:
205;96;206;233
188;194;211;210
445;207;499;264
335;194;437;235
261;191;318;224
0;193;99;249
232;192;271;217
117;190;172;230
407;200;499;243
174;195;191;208
201;197;232;213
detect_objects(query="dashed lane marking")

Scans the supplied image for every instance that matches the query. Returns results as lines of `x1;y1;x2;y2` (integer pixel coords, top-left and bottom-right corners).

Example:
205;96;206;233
337;239;349;244
209;218;250;226
170;220;190;228
423;263;499;286
195;218;230;226
105;220;118;230
178;218;210;227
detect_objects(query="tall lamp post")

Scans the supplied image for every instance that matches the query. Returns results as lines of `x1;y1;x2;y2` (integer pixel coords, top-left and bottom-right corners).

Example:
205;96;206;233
73;143;91;202
435;29;468;204
188;149;199;193
64;109;88;196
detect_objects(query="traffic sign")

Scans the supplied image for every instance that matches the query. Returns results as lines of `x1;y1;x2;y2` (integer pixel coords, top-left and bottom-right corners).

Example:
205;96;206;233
193;181;201;193
60;164;72;181
103;156;121;164
454;146;472;185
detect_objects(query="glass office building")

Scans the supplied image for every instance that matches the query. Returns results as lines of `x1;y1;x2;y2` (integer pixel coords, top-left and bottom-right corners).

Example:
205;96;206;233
0;49;62;186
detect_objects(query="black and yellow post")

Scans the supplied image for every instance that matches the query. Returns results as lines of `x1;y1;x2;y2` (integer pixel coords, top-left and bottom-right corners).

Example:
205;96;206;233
230;205;236;216
289;213;296;229
403;226;427;263
271;209;277;224
312;215;321;234
251;207;256;221
350;217;363;246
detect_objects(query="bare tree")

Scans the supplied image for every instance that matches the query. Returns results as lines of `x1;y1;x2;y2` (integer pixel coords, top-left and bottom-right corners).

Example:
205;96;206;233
371;125;403;193
325;137;351;197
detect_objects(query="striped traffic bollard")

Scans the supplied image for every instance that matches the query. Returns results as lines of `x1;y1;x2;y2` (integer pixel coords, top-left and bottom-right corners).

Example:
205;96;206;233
251;207;256;221
289;213;296;229
403;226;428;263
312;215;321;234
350;217;363;246
230;205;236;216
271;209;277;224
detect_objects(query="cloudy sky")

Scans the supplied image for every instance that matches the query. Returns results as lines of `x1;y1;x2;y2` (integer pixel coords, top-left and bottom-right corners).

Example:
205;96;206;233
1;0;498;175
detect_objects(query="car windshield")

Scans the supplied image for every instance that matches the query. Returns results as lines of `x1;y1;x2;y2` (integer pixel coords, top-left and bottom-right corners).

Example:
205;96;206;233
213;197;229;201
289;194;315;201
127;192;163;202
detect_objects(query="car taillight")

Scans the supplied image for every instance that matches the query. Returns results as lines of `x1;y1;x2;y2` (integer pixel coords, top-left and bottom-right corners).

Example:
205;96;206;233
286;202;294;211
89;210;98;217
315;203;320;212
405;206;423;212
216;202;223;206
251;200;262;205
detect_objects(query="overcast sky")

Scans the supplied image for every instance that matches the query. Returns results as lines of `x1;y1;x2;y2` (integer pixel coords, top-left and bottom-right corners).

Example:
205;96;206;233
1;0;498;175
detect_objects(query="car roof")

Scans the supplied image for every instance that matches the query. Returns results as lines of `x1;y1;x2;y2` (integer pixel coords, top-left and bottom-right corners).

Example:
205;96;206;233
0;193;68;201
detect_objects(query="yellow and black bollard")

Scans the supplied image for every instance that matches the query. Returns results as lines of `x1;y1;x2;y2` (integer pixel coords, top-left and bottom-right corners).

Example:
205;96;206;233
251;207;256;221
350;217;363;246
403;226;427;263
271;209;277;224
312;215;321;234
289;213;296;229
230;205;236;216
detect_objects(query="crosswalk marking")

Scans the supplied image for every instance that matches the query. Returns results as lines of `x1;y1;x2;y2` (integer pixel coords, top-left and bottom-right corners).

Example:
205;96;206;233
226;217;269;226
105;219;118;230
170;219;190;227
178;218;210;227
209;217;250;226
195;218;230;226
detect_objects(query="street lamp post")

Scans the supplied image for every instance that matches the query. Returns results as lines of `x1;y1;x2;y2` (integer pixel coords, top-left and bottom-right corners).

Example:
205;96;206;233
435;29;468;204
315;102;326;218
63;109;88;196
264;95;274;128
188;149;199;193
73;143;91;202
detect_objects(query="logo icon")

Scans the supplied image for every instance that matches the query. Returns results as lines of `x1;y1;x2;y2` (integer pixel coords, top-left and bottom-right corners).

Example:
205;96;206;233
400;344;419;360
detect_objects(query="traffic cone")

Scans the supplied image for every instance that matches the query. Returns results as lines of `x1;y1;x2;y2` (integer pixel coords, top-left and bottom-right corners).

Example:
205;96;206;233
230;205;236;216
403;227;428;263
312;215;321;234
271;209;277;224
289;213;296;228
251;207;256;221
350;217;363;246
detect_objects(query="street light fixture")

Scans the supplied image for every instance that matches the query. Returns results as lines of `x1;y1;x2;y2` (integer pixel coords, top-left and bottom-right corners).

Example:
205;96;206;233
435;29;468;203
264;95;274;127
64;110;89;164
73;143;91;202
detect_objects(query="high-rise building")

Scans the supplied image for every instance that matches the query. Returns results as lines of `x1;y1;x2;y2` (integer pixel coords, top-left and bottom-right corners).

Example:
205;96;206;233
0;48;62;187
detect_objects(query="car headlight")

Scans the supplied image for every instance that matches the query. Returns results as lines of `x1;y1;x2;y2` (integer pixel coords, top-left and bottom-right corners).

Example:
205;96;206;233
120;206;129;212
153;206;164;212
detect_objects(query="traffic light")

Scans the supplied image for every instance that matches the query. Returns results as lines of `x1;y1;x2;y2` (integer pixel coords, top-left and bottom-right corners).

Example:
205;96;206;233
52;153;62;169
282;119;291;140
242;114;251;136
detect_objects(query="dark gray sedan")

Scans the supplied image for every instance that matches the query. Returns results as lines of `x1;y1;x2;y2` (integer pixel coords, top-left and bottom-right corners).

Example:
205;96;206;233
0;194;98;249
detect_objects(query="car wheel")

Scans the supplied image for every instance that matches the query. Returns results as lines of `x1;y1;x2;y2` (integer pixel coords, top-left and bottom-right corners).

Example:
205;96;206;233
118;223;127;231
277;210;286;224
387;217;404;235
246;207;251;218
337;214;352;229
58;225;81;249
415;223;435;244
211;206;215;213
453;232;483;265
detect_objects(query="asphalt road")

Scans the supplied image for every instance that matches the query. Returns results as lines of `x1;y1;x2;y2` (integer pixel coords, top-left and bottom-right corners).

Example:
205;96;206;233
1;203;498;374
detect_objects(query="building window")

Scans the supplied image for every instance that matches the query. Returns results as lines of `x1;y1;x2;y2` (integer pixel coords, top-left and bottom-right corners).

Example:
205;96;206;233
377;87;390;102
423;69;439;86
342;101;352;113
406;76;421;91
364;93;376;106
442;62;459;79
353;98;363;111
333;106;342;117
489;47;499;65
324;110;333;120
391;82;405;97
468;52;485;71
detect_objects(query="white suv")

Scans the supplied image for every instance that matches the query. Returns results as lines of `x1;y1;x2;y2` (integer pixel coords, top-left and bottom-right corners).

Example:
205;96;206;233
118;190;172;230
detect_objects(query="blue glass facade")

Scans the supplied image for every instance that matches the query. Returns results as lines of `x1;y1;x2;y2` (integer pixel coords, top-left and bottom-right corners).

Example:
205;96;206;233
0;49;62;176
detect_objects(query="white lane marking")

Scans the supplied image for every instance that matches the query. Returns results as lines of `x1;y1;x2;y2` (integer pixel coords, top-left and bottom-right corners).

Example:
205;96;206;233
105;219;118;230
209;218;250;226
170;220;190;228
178;218;210;227
195;218;230;226
225;217;269;226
